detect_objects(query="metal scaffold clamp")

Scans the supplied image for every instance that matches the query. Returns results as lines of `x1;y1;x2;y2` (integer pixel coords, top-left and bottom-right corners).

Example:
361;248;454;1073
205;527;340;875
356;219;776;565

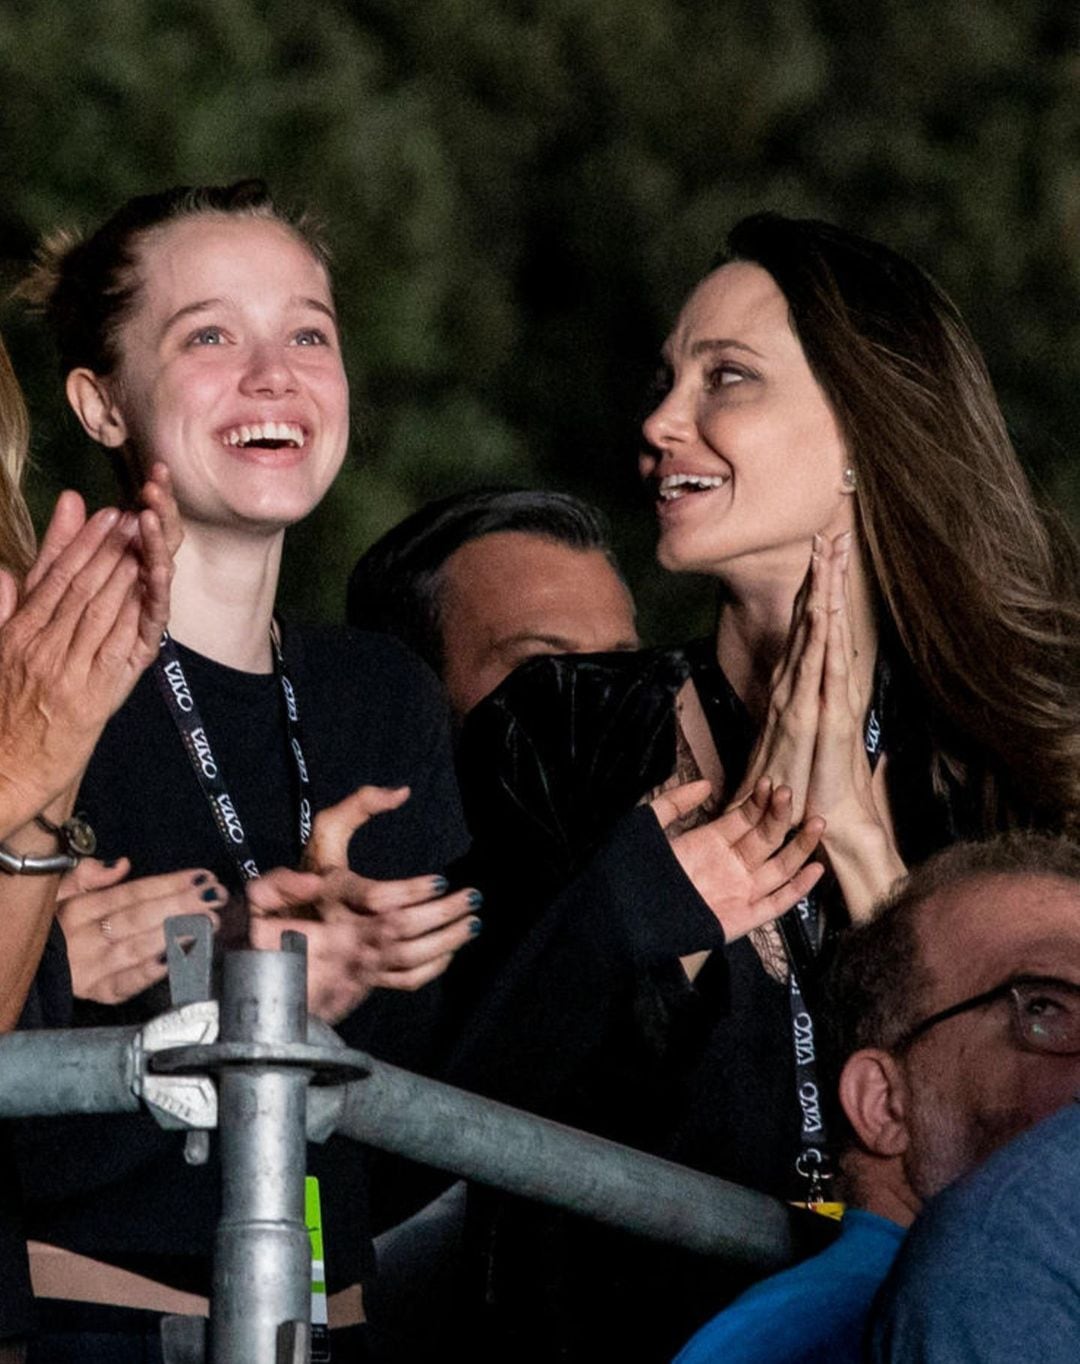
136;914;218;1140
137;918;371;1363
135;918;370;1155
0;913;799;1363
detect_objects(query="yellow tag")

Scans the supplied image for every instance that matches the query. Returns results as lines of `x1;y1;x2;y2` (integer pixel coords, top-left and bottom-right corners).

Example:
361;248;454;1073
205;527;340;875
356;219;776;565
803;1199;846;1221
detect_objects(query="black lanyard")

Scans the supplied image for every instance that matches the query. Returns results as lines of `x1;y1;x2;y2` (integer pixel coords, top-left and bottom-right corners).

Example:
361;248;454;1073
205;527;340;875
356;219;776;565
783;666;888;1203
687;641;889;1203
154;628;313;881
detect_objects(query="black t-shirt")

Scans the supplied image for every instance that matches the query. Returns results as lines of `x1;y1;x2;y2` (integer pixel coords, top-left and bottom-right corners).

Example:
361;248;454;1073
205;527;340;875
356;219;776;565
13;624;468;1299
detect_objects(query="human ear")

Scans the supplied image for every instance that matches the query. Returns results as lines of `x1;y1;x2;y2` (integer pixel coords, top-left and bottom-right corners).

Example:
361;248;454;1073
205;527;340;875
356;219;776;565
65;368;129;449
838;1049;909;1158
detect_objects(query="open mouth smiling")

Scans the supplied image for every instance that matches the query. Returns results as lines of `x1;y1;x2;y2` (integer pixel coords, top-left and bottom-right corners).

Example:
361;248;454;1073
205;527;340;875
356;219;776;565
656;472;730;502
220;421;307;451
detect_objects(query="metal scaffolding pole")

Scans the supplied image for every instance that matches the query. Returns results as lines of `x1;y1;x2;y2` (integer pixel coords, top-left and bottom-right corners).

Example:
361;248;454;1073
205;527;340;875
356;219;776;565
209;936;313;1363
0;927;799;1360
0;1020;794;1271
317;1057;793;1268
0;1024;140;1115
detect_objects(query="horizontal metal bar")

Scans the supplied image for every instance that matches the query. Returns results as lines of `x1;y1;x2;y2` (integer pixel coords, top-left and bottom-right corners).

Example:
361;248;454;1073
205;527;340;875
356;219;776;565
321;1057;794;1268
0;1020;795;1268
0;1026;140;1116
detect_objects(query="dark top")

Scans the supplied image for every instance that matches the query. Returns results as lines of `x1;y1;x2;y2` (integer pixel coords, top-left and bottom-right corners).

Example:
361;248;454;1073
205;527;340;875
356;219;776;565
451;640;955;1185
0;925;73;1339
12;625;469;1301
444;641;957;1361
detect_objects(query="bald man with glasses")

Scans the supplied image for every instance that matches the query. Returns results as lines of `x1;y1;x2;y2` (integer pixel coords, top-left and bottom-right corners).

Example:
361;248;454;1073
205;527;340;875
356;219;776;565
864;839;1080;1363
830;833;1080;1211
674;832;1080;1364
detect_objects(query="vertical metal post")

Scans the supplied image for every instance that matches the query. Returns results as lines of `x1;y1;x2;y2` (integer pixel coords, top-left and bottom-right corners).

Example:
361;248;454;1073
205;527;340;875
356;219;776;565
209;934;312;1364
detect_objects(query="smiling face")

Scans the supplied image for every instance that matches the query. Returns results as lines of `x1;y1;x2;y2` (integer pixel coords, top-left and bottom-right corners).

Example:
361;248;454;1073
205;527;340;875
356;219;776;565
86;213;349;536
640;261;854;578
899;871;1080;1200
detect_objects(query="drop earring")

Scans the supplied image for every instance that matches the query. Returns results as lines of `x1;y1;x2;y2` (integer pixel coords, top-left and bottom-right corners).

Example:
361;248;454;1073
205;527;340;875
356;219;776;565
841;466;856;494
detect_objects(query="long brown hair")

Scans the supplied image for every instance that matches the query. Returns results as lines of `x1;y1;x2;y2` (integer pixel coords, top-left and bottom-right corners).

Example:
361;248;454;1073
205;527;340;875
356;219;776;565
0;335;37;578
722;213;1080;833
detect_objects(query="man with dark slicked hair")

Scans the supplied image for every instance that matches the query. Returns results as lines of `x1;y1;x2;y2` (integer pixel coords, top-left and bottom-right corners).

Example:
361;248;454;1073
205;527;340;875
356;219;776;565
347;488;638;1358
347;488;638;717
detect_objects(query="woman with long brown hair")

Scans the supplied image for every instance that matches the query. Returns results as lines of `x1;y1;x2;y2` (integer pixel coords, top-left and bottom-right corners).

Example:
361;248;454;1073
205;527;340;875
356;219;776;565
447;213;1080;1361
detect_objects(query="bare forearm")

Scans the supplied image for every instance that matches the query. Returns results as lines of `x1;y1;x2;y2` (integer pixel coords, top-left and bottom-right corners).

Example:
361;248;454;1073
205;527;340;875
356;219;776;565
0;765;74;843
823;821;907;925
0;785;77;1031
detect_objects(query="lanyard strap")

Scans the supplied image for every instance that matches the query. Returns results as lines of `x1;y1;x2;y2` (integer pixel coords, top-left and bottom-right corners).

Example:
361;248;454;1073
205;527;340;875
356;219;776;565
154;629;313;882
786;671;888;1202
679;641;893;1203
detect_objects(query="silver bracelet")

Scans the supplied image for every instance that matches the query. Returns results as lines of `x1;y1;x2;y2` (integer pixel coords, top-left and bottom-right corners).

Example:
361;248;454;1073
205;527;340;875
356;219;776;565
0;814;97;876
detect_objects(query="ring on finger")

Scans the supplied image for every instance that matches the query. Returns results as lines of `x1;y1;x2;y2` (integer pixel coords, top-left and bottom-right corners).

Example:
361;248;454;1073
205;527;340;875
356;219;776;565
99;917;115;942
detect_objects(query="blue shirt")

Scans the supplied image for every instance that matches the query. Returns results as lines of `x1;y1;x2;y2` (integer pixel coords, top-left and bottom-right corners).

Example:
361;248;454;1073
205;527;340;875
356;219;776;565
674;1210;905;1364
871;1101;1080;1362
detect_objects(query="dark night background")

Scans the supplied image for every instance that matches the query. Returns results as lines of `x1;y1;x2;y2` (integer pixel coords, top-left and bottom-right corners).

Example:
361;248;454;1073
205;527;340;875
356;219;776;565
2;0;1078;642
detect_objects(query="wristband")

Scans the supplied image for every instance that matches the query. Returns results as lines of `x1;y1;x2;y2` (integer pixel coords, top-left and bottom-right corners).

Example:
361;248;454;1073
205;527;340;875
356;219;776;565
0;814;97;876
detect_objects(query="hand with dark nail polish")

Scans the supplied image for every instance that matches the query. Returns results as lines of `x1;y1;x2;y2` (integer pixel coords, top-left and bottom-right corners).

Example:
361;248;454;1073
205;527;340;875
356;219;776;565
56;864;225;1005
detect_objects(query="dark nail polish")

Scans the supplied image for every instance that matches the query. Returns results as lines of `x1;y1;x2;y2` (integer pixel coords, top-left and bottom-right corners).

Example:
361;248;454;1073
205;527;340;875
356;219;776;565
193;872;209;886
103;858;119;869
431;875;449;895
468;916;484;937
467;889;484;910
200;887;221;903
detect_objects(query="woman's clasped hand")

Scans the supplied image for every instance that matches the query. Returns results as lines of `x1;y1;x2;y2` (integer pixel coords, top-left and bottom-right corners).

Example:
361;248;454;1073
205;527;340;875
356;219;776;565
734;529;905;921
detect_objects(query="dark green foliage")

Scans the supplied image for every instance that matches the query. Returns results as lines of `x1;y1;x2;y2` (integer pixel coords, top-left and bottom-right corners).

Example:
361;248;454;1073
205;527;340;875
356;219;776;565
2;0;1077;640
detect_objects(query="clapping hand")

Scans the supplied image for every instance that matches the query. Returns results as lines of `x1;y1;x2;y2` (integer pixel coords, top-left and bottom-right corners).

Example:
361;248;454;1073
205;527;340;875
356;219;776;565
248;785;481;1023
651;777;825;943
0;464;177;831
57;858;226;1004
0;466;179;1026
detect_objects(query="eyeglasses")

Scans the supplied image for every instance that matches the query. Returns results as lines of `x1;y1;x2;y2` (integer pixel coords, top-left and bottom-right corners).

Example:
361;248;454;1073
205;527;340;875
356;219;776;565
895;975;1080;1055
